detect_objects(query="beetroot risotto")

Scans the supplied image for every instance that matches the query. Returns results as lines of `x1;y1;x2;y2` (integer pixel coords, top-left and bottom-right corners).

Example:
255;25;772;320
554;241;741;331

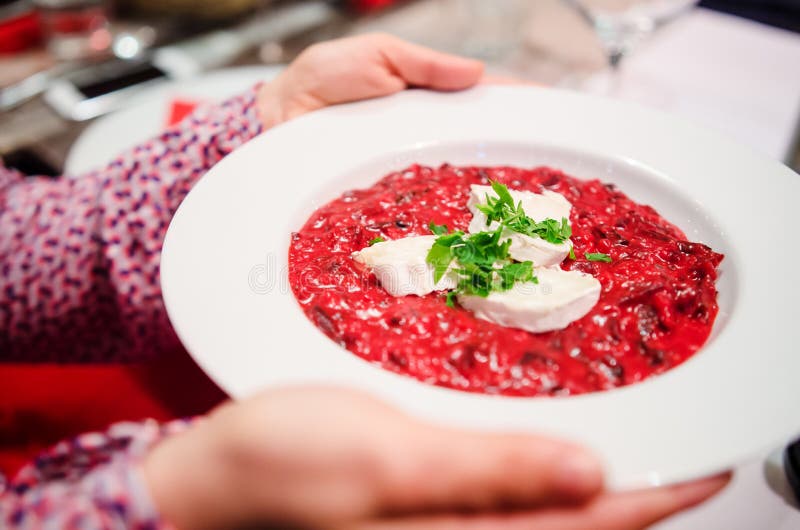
288;164;723;397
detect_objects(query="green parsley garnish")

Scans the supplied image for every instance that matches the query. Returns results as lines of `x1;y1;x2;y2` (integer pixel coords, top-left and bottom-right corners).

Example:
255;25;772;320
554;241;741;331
496;261;537;290
428;222;449;236
475;181;571;244
585;252;612;263
426;230;464;283
368;236;386;246
426;224;536;305
445;291;458;308
568;246;576;260
422;183;577;308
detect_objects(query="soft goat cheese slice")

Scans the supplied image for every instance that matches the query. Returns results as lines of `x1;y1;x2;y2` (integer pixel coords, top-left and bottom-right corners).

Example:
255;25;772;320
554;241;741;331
467;185;573;267
457;268;601;333
352;236;457;297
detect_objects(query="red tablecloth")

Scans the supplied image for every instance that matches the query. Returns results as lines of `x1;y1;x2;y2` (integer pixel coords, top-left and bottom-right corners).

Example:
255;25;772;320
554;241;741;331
0;349;226;476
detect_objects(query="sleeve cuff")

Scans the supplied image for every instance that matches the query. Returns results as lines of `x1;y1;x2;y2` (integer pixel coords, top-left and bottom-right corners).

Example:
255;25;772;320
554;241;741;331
104;419;194;529
5;419;196;530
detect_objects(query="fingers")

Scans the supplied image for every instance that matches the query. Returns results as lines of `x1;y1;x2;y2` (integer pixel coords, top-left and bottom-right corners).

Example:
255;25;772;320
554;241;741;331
374;34;484;90
351;473;731;530
375;425;604;515
549;473;732;530
239;386;601;522
258;33;484;128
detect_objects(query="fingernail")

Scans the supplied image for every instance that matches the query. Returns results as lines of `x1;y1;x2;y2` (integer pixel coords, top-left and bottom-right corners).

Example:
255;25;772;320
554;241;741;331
673;473;731;508
556;450;604;497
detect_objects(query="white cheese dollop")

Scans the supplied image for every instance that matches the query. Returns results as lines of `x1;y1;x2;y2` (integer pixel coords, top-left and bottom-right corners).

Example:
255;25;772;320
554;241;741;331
467;184;573;267
352;236;457;297
457;267;601;333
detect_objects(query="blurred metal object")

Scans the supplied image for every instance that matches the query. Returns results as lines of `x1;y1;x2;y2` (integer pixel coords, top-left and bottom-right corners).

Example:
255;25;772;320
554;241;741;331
44;56;169;120
0;24;157;111
152;0;334;77
121;0;260;21
0;52;73;110
786;439;800;505
33;0;111;60
1;69;51;110
39;0;335;120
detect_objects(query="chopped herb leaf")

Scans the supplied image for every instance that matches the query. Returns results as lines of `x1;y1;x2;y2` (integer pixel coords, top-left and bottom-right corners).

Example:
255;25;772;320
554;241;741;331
558;217;572;240
496;261;534;290
368;236;385;246
585;252;612;263
427;237;457;283
568;246;576;260
429;222;449;235
475;181;572;244
426;225;537;302
445;291;458;308
491;180;516;208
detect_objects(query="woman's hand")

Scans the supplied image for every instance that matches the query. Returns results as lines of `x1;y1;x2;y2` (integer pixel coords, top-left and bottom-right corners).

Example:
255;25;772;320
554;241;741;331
256;33;485;129
144;386;729;530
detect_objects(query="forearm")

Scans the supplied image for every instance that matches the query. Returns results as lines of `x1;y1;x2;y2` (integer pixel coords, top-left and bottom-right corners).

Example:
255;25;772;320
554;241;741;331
0;87;263;362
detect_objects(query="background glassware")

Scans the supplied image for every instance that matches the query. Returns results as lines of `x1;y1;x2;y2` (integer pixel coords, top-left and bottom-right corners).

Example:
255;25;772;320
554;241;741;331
452;0;529;61
565;0;697;68
34;0;110;61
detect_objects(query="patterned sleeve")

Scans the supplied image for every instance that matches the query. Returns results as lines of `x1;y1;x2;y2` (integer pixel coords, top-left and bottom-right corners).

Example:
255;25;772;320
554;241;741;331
0;419;192;530
0;87;264;362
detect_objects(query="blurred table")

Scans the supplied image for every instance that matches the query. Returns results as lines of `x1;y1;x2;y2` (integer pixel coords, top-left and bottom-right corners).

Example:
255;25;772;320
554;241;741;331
2;1;800;170
350;1;800;165
604;7;800;163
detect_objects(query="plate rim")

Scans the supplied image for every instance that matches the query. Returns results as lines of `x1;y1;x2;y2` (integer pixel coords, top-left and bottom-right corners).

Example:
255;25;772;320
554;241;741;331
161;85;800;489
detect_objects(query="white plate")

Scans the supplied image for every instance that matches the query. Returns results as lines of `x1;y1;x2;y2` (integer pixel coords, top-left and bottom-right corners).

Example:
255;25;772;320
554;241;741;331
160;86;800;489
65;66;282;175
